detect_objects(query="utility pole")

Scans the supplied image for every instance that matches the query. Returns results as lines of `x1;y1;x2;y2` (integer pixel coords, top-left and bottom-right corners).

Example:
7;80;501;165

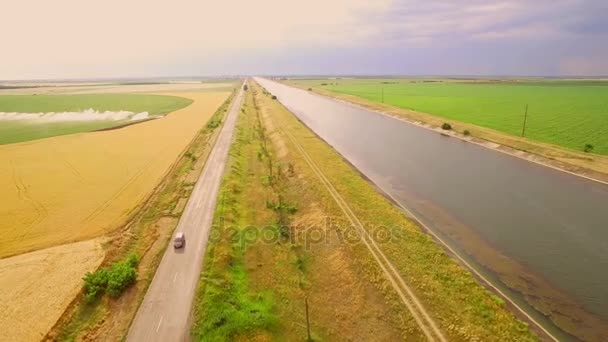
521;104;529;137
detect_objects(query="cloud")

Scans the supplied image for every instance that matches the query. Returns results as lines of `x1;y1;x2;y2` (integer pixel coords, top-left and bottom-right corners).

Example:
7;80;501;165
0;0;607;78
472;24;559;40
563;1;608;34
364;0;608;45
559;47;608;75
0;0;395;79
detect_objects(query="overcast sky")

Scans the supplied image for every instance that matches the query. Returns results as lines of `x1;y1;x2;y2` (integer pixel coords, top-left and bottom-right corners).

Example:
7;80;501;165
2;0;607;80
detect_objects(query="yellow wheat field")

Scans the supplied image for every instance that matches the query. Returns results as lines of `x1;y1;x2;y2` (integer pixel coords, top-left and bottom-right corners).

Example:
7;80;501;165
0;91;229;258
0;238;104;342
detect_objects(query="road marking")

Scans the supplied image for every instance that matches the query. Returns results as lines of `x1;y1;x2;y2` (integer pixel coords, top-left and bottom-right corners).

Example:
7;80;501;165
156;315;164;333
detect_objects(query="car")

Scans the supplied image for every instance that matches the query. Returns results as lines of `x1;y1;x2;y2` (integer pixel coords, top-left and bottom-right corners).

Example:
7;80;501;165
174;232;185;249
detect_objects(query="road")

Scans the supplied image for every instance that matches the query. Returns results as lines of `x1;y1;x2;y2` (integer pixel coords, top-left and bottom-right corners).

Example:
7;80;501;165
126;84;244;342
255;77;608;340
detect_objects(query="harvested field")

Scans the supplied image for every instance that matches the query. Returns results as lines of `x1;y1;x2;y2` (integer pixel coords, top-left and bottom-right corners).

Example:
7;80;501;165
0;91;229;258
0;239;104;342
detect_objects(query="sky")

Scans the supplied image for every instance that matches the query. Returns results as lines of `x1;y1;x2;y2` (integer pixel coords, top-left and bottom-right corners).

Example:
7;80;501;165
1;0;607;80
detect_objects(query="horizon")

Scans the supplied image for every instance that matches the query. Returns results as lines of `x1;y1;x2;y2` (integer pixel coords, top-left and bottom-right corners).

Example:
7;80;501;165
4;74;608;83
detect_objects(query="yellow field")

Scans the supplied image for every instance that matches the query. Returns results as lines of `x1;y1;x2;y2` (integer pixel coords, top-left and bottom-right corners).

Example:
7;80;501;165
0;91;229;258
0;238;104;342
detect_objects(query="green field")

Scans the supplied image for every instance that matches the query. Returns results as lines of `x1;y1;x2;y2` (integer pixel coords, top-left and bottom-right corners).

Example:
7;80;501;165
293;78;608;155
0;94;192;144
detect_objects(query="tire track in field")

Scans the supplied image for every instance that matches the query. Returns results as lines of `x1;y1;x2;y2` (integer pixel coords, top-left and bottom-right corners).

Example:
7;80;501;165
82;158;150;225
276;119;447;342
81;139;177;227
62;157;85;183
10;160;48;242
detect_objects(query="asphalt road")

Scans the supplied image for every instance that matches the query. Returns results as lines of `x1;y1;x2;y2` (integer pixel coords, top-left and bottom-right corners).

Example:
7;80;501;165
126;84;244;342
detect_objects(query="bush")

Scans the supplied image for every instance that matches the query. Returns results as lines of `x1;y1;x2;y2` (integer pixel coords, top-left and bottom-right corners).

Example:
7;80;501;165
207;119;221;129
127;253;139;267
83;254;138;301
441;123;452;130
584;144;594;153
107;260;137;297
307;88;312;91
185;152;198;161
271;95;277;100
83;269;109;302
243;85;248;91
463;129;471;136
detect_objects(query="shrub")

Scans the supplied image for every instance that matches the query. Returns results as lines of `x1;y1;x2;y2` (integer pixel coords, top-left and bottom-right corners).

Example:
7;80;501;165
126;253;139;267
243;85;248;91
584;144;594;153
463;129;471;136
83;269;109;302
185;152;198;161
271;95;277;100
441;123;452;130
307;88;312;91
83;254;138;301
106;260;137;297
207;119;221;129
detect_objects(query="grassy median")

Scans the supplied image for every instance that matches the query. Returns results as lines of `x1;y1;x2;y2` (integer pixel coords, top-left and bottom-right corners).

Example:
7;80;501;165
193;84;414;341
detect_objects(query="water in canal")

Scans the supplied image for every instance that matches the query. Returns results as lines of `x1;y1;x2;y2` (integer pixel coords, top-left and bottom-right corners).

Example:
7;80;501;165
256;78;608;341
